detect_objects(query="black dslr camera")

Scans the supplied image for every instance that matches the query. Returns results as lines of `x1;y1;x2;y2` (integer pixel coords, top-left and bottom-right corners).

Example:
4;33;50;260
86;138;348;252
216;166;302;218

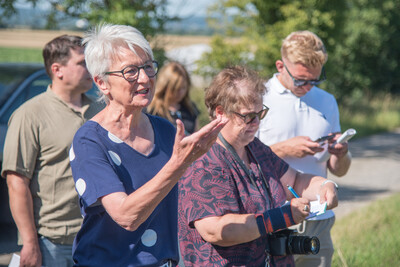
267;229;320;256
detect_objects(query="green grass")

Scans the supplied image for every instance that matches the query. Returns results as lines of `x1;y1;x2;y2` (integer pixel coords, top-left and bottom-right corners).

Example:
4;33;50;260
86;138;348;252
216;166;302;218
340;92;400;139
0;47;43;62
331;193;400;267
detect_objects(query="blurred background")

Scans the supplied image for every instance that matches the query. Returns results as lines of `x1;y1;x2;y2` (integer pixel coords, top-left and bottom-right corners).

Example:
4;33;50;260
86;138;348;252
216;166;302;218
0;0;400;266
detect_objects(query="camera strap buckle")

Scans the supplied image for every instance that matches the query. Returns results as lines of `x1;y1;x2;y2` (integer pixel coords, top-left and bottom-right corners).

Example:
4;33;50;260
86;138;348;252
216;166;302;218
264;253;271;267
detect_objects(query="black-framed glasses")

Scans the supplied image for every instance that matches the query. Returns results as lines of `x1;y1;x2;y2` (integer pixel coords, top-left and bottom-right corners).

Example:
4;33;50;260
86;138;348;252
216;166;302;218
284;63;326;87
233;105;269;124
104;60;158;82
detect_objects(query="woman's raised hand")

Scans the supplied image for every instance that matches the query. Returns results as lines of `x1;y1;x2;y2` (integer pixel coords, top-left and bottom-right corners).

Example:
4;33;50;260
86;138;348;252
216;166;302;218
171;117;228;169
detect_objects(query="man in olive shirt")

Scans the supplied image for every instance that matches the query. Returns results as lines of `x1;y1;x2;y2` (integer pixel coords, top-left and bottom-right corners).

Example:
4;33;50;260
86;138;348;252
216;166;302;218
2;35;103;267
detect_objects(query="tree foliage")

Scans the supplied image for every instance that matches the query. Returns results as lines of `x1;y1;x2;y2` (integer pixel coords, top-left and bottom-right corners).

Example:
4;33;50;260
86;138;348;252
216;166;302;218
198;0;400;100
0;0;177;64
329;0;400;99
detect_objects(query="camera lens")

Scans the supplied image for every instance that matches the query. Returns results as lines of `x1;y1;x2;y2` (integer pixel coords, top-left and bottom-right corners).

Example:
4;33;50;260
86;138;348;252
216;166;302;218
289;235;320;255
305;236;320;255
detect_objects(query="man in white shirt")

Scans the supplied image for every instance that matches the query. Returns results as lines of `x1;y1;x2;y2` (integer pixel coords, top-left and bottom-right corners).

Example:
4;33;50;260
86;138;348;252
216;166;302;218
256;30;352;267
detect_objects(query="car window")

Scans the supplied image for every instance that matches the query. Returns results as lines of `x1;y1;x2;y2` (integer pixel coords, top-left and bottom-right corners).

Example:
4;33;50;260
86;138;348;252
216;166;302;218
0;74;50;124
0;66;43;106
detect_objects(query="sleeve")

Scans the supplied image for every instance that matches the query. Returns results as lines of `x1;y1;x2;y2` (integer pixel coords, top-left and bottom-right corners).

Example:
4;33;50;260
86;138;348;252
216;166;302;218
179;150;241;228
1;107;39;179
252;138;289;179
270;149;289;179
330;97;341;133
70;128;126;213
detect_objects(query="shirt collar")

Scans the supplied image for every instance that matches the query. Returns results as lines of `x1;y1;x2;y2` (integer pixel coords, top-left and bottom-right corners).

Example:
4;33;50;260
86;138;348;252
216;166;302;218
269;73;292;95
46;85;92;114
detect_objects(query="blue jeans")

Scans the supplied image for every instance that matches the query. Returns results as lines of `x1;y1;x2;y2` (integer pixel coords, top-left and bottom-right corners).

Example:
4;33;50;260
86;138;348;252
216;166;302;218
38;236;73;267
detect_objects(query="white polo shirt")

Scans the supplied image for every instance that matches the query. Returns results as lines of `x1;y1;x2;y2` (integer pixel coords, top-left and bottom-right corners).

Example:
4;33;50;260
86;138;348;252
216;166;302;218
256;74;340;220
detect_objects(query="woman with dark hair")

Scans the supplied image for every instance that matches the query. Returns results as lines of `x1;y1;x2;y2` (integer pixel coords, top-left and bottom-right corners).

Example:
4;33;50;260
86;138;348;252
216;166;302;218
147;61;199;134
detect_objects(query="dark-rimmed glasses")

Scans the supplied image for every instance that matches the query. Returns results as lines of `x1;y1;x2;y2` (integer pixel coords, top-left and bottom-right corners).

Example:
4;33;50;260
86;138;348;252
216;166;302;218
233;105;269;124
284;63;326;87
104;60;158;82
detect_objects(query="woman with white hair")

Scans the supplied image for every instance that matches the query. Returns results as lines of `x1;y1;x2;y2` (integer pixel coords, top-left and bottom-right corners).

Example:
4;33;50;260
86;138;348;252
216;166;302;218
69;23;226;266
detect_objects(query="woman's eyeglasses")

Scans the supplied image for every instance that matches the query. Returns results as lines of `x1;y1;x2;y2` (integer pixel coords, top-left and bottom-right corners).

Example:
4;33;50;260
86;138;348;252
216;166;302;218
284;63;326;87
233;105;269;124
105;61;158;82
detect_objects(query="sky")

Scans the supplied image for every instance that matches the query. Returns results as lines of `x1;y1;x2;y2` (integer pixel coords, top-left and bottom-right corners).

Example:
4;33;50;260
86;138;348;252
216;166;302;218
165;0;215;17
15;0;216;17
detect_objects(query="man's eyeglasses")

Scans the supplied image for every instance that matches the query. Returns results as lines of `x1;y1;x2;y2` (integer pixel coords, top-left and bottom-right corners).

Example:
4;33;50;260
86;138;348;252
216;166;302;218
233;105;269;124
284;63;326;87
104;61;158;82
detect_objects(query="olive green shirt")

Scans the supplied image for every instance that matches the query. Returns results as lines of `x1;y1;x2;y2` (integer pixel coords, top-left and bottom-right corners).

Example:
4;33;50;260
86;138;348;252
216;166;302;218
2;86;103;244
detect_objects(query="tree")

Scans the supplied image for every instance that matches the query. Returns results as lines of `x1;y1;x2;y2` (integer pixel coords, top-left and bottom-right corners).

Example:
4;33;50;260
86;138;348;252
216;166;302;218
328;0;400;98
0;0;178;63
197;0;400;100
197;0;345;78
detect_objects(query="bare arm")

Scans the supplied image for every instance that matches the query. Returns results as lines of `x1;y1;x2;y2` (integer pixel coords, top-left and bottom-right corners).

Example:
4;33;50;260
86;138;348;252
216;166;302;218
327;133;352;177
270;136;323;158
193;196;311;247
101;117;227;231
6;171;42;267
281;167;338;210
194;214;259;247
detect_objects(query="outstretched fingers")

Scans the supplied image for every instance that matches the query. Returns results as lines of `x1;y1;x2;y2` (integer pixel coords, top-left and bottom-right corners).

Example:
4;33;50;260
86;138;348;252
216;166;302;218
174;119;186;144
187;117;228;154
171;117;228;167
197;117;227;137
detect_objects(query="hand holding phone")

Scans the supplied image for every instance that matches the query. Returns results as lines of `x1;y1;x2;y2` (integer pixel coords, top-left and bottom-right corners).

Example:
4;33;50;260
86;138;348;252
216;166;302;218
316;128;356;162
335;128;357;144
314;134;335;143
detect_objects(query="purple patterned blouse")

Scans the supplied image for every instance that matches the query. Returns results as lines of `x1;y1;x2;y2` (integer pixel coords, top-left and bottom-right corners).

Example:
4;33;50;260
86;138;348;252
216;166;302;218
178;137;294;267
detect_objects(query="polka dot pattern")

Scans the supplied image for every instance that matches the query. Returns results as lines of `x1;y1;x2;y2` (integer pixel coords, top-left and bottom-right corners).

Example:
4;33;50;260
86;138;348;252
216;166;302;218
141;229;157;247
76;178;86;196
108;151;122;166
108;132;123;143
69;146;75;161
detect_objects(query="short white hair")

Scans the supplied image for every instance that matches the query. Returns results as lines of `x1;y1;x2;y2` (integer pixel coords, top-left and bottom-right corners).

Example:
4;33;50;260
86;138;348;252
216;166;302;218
83;23;154;80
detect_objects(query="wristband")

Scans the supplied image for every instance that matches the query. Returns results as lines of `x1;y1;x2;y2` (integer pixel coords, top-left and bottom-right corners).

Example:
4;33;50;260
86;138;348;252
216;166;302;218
255;204;296;236
321;179;338;190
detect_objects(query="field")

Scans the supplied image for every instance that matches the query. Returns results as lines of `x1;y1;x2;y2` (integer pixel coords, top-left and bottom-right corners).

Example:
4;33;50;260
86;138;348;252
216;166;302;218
0;28;212;50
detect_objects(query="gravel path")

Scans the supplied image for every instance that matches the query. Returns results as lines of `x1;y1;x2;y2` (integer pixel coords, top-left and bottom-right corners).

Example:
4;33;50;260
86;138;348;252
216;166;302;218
329;128;400;219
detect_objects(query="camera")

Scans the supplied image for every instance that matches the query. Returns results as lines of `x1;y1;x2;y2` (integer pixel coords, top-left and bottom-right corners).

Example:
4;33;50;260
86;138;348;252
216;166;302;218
267;229;320;256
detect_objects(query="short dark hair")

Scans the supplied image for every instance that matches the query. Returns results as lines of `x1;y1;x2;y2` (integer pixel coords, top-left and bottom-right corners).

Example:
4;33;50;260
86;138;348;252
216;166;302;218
42;35;83;78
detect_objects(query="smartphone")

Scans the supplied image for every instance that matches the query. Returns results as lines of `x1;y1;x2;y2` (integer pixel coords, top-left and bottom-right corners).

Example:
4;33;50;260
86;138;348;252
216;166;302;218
335;128;357;144
314;134;335;143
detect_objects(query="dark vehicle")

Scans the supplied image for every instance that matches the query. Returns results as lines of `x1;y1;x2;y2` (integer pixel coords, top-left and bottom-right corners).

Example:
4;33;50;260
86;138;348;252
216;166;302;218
0;63;99;244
